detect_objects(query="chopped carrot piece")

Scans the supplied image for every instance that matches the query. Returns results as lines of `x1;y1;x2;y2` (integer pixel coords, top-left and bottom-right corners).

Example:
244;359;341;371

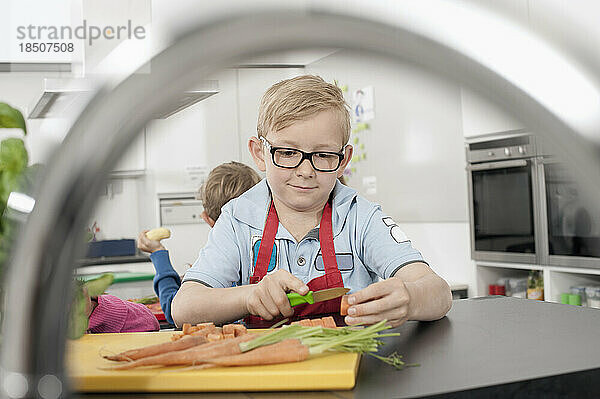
223;333;235;340
223;324;235;335
299;319;312;327
322;316;337;328
232;325;247;337
182;323;192;335
290;321;301;325
340;295;350;316
196;322;215;330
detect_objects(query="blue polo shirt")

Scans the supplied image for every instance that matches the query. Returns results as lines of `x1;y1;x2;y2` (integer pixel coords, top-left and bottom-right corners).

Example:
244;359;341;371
183;179;426;293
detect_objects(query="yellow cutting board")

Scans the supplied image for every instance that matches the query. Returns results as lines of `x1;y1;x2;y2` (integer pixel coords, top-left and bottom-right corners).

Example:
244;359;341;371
66;331;360;392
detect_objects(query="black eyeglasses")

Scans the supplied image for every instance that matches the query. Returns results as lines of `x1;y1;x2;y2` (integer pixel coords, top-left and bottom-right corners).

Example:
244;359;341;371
260;137;345;172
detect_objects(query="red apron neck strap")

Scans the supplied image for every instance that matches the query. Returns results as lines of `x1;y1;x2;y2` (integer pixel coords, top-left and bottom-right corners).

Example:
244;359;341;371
249;201;278;284
319;202;343;286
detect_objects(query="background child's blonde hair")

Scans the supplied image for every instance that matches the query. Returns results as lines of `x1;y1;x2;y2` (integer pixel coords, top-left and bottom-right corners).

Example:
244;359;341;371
257;75;351;145
199;161;261;221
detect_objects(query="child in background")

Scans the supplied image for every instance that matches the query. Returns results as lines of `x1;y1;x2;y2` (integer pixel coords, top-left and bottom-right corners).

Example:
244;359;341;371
172;75;452;327
137;161;261;324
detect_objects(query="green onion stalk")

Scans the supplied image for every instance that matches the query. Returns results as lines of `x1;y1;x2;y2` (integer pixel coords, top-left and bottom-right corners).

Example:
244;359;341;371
239;320;416;370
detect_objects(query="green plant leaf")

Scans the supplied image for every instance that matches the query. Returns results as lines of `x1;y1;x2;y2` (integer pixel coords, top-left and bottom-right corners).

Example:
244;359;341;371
0;103;27;134
84;273;115;297
67;274;114;339
0;138;28;174
67;280;89;340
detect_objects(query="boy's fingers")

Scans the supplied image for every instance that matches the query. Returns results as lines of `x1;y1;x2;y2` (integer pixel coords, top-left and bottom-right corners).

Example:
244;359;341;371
272;288;294;318
267;279;294;317
346;315;408;328
249;295;273;320
347;296;398;317
345;308;408;327
348;280;393;305
247;293;268;319
257;285;280;318
256;301;274;320
281;276;309;295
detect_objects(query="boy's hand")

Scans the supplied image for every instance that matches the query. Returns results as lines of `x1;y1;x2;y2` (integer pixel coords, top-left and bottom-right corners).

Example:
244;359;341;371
137;230;166;253
344;277;410;328
245;270;309;320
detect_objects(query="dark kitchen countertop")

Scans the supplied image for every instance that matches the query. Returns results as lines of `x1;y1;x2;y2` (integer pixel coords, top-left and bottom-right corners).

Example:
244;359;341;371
73;296;600;398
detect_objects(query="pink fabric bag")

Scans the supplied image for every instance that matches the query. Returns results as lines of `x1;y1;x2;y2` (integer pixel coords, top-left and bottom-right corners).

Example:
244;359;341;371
88;294;160;333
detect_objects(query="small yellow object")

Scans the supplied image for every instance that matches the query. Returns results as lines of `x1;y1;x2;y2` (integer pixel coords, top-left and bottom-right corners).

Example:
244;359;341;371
146;227;171;241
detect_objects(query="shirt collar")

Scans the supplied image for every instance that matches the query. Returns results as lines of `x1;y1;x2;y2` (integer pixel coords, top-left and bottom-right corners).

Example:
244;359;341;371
232;179;357;240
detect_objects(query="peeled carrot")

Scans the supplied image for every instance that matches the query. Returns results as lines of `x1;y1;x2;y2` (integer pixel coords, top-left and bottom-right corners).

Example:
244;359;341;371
205;339;309;367
340;295;350;316
107;334;256;370
104;332;209;362
170;333;183;341
207;333;223;342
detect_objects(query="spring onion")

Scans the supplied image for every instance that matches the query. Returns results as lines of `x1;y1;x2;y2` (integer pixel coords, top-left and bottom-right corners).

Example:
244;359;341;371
238;319;417;370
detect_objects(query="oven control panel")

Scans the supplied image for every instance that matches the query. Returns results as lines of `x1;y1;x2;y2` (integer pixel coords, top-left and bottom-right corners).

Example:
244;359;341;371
466;134;538;163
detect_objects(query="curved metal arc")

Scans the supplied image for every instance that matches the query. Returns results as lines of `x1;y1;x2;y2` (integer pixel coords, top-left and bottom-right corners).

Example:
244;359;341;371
0;7;598;399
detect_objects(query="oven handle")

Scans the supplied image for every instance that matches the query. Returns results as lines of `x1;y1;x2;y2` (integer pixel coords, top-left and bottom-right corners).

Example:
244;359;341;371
467;159;528;171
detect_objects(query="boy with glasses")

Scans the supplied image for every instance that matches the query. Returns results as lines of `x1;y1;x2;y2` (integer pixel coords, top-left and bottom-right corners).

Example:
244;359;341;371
172;75;452;327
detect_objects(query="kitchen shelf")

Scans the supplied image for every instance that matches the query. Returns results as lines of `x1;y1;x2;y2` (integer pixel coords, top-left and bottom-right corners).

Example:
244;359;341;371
476;261;600;308
476;264;538;297
546;270;600;304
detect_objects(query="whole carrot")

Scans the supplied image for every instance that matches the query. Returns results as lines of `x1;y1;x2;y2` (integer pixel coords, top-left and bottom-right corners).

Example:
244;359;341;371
104;329;213;361
106;334;256;370
205;339;309;367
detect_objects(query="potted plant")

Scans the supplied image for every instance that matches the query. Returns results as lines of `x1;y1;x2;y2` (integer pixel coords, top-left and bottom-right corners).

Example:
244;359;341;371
0;102;112;338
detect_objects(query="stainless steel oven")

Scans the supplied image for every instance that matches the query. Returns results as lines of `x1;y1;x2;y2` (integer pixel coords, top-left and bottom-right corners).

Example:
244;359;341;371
467;132;600;268
539;159;600;269
466;132;543;263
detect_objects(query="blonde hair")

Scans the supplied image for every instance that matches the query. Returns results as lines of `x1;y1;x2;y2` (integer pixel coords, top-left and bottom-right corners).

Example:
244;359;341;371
199;161;261;221
257;75;351;145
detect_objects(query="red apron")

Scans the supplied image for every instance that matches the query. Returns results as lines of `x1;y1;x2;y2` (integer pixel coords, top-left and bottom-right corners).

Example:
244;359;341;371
244;201;344;326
